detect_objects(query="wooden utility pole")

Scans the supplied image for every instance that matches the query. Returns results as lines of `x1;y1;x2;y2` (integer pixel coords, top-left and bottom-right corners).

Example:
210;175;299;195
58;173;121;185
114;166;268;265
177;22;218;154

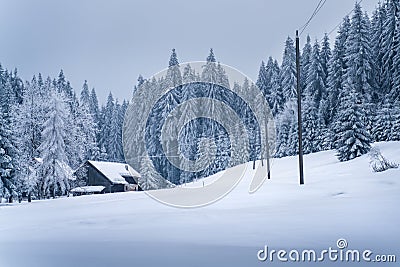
295;30;305;185
266;121;271;179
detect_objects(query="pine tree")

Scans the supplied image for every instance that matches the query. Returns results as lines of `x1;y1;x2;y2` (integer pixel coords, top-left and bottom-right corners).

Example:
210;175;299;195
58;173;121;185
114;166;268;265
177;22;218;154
78;81;99;161
269;59;284;115
139;156;173;190
80;80;91;105
37;91;73;198
216;62;230;88
108;100;124;162
370;4;387;98
373;101;394;141
256;61;269;98
182;64;197;83
275;100;297;157
301;35;312;91
10;68;24;104
56;70;73;100
381;0;399;95
280;37;297;102
13;76;49;199
305;39;326;105
326;16;351;124
202;48;218;83
390;0;400;102
334;85;372;161
0;110;15;200
391;102;400;140
344;3;374;103
0;74;18;201
165;48;182;88
320;33;332;87
99;92;115;158
302;93;322;154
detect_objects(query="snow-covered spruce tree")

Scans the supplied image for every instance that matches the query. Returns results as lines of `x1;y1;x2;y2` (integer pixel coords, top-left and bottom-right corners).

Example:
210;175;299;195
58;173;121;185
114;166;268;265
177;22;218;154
280;37;297;102
56;70;74;101
256;61;270;101
344;3;374;103
370;4;387;98
202;48;218;83
381;0;400;96
216;62;230;89
63;91;83;169
302;93;322;154
99;92;115;160
326;16;351;124
200;49;227;175
0;71;19;201
108;100;124;162
320;33;332;88
182;64;197;84
80;80;91;105
165;48;182;89
37;91;74;198
334;85;372;162
78;81;99;161
305;39;330;144
390;1;400;102
0;108;15;201
373;101;394;141
139;156;173;190
269;59;284;115
275;100;298;157
89;87;100;125
391;102;400;140
160;59;181;181
301;35;312;91
13;76;49;199
9;68;24;105
178;83;199;183
305;39;326;106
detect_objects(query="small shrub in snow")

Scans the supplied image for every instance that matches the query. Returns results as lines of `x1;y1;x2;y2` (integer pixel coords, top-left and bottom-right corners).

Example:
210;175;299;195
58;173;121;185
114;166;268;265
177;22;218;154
368;147;398;172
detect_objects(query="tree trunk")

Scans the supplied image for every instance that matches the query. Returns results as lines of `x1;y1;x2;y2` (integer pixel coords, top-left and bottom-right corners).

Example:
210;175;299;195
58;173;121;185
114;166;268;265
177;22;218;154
28;193;32;203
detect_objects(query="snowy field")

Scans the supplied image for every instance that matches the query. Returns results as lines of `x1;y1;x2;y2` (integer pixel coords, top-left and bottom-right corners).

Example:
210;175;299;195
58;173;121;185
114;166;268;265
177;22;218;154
1;142;399;267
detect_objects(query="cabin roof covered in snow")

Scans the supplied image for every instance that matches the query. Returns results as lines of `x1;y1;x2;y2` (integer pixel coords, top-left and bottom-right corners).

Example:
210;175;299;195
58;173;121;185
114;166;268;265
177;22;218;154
87;161;141;185
70;186;105;193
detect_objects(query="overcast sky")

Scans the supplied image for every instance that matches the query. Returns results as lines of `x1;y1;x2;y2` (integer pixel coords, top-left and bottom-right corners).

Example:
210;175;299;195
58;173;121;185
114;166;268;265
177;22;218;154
0;0;378;103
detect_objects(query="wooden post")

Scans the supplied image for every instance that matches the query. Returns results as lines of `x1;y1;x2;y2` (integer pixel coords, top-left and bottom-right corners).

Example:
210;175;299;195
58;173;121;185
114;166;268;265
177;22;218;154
265;120;271;179
296;30;305;185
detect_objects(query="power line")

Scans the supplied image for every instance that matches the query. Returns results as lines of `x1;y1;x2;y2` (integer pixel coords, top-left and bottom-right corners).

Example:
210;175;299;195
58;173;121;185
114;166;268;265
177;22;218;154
321;0;364;41
299;0;328;36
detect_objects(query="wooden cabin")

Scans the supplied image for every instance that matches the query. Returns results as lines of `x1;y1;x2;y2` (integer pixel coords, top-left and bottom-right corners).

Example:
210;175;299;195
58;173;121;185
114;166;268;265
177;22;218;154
72;160;142;194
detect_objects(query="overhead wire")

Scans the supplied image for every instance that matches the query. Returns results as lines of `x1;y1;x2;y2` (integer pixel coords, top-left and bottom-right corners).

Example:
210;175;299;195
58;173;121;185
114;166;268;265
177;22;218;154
299;0;328;36
321;0;364;41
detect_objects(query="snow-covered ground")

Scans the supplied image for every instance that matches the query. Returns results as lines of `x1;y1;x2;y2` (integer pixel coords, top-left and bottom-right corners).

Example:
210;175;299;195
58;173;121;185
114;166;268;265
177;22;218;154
1;142;399;267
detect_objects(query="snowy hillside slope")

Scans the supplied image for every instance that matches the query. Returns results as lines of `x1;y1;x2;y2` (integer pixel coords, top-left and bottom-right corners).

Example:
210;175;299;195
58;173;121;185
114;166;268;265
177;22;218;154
0;142;399;267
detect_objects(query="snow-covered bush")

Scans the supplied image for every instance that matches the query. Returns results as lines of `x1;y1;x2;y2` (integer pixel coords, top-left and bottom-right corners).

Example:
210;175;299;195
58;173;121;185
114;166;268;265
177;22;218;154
368;147;398;172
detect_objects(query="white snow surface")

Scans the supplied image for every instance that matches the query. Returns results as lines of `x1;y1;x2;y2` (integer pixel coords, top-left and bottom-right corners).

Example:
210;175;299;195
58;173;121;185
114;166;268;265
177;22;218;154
1;142;399;267
88;160;140;184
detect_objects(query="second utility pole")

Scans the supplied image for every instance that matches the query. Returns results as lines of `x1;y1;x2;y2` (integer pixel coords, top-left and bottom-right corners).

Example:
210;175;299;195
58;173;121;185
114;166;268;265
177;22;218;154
295;30;305;185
